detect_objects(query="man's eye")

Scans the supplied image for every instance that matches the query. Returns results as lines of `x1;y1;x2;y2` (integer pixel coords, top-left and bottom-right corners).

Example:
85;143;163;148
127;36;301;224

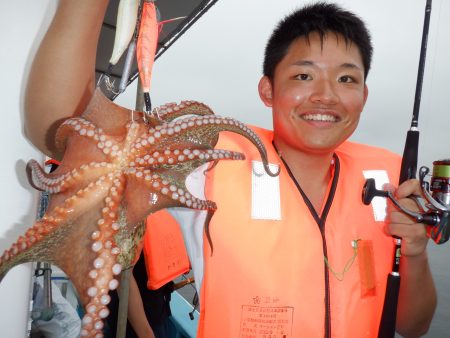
339;75;354;83
296;73;311;80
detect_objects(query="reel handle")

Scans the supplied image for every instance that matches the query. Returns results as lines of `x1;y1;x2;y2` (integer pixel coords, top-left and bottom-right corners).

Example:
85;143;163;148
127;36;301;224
362;178;388;205
362;161;450;244
362;178;439;226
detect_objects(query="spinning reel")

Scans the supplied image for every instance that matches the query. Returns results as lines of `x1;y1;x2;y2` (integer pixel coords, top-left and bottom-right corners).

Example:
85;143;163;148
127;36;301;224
362;159;450;244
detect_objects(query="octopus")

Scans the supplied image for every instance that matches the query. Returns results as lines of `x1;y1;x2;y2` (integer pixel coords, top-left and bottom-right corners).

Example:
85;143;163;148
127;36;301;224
0;88;277;337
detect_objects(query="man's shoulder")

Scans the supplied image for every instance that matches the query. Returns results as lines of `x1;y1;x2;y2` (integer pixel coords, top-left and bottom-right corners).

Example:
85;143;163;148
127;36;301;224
336;141;402;178
337;140;401;161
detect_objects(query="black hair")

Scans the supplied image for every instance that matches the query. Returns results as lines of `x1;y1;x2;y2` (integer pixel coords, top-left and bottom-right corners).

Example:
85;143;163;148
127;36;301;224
263;2;373;81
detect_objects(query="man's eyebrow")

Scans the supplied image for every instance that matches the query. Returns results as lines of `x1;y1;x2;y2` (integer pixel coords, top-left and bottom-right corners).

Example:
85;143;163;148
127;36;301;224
292;60;362;71
292;60;314;66
340;62;362;70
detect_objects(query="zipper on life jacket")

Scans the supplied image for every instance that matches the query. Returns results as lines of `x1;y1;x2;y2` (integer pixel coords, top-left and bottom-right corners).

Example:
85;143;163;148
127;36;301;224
281;153;340;338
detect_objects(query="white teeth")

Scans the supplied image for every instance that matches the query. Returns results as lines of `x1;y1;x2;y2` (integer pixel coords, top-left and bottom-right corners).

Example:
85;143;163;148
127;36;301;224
302;114;337;122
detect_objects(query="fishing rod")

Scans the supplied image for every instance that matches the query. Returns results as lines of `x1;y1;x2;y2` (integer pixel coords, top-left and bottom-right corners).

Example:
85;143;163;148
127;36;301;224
363;1;433;337
379;1;432;336
359;0;450;330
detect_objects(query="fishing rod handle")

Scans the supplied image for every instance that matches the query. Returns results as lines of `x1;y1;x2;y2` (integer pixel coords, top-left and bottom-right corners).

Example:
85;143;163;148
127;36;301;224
378;273;401;338
399;129;419;184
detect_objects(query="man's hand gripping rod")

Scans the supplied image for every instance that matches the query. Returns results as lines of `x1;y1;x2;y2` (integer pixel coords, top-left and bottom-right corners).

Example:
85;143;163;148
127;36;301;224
363;162;450;243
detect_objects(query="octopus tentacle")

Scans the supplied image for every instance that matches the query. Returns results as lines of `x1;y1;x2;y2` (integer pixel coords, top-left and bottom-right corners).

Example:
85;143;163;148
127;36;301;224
57;117;140;162
80;173;124;337
0;220;53;269
131;115;246;155
130;114;226;155
155;100;215;122
128;170;217;211
27;159;71;192
27;159;114;194
56;118;110;153
131;148;244;167
45;174;114;223
148;115;278;176
0;173;116;280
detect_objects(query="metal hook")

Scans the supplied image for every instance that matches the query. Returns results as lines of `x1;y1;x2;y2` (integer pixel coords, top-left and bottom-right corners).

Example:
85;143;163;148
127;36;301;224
104;76;120;95
143;110;149;124
152;106;161;119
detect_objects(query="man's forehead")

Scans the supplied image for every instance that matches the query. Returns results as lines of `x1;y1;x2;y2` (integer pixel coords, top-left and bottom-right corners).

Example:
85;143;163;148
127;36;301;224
286;32;364;66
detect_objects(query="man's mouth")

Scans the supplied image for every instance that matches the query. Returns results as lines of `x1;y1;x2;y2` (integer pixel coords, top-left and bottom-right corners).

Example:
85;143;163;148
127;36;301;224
301;113;339;122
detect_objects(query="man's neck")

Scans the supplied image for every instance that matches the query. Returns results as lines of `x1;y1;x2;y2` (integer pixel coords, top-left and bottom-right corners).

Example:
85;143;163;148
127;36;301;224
275;141;335;214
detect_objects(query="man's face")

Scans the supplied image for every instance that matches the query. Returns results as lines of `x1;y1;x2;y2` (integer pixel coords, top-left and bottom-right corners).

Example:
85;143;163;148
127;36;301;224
259;32;368;155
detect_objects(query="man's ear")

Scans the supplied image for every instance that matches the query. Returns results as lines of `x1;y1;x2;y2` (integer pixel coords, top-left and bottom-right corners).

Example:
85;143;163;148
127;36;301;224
363;84;369;106
258;76;273;107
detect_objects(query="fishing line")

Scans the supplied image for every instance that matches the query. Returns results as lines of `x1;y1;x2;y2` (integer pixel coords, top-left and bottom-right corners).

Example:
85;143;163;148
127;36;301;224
420;0;442;134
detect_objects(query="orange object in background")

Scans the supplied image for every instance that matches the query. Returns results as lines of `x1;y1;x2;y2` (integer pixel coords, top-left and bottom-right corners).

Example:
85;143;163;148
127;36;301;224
143;209;190;290
136;1;159;94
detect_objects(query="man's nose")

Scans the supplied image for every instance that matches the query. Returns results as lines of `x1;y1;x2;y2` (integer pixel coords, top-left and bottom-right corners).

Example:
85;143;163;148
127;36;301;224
310;79;339;105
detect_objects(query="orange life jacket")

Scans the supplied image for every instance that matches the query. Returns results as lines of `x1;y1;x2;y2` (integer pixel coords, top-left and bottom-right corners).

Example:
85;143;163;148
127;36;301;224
143;209;190;290
197;126;401;338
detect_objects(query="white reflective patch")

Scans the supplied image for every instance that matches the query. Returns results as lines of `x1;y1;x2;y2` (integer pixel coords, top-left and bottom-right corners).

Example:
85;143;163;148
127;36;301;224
363;170;390;221
251;161;281;220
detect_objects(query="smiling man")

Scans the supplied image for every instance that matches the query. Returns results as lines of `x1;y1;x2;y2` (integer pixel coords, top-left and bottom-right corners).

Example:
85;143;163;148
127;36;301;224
23;1;436;338
192;3;436;337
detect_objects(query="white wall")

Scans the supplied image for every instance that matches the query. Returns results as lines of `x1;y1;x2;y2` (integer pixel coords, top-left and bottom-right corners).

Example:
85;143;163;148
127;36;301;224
0;2;55;337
